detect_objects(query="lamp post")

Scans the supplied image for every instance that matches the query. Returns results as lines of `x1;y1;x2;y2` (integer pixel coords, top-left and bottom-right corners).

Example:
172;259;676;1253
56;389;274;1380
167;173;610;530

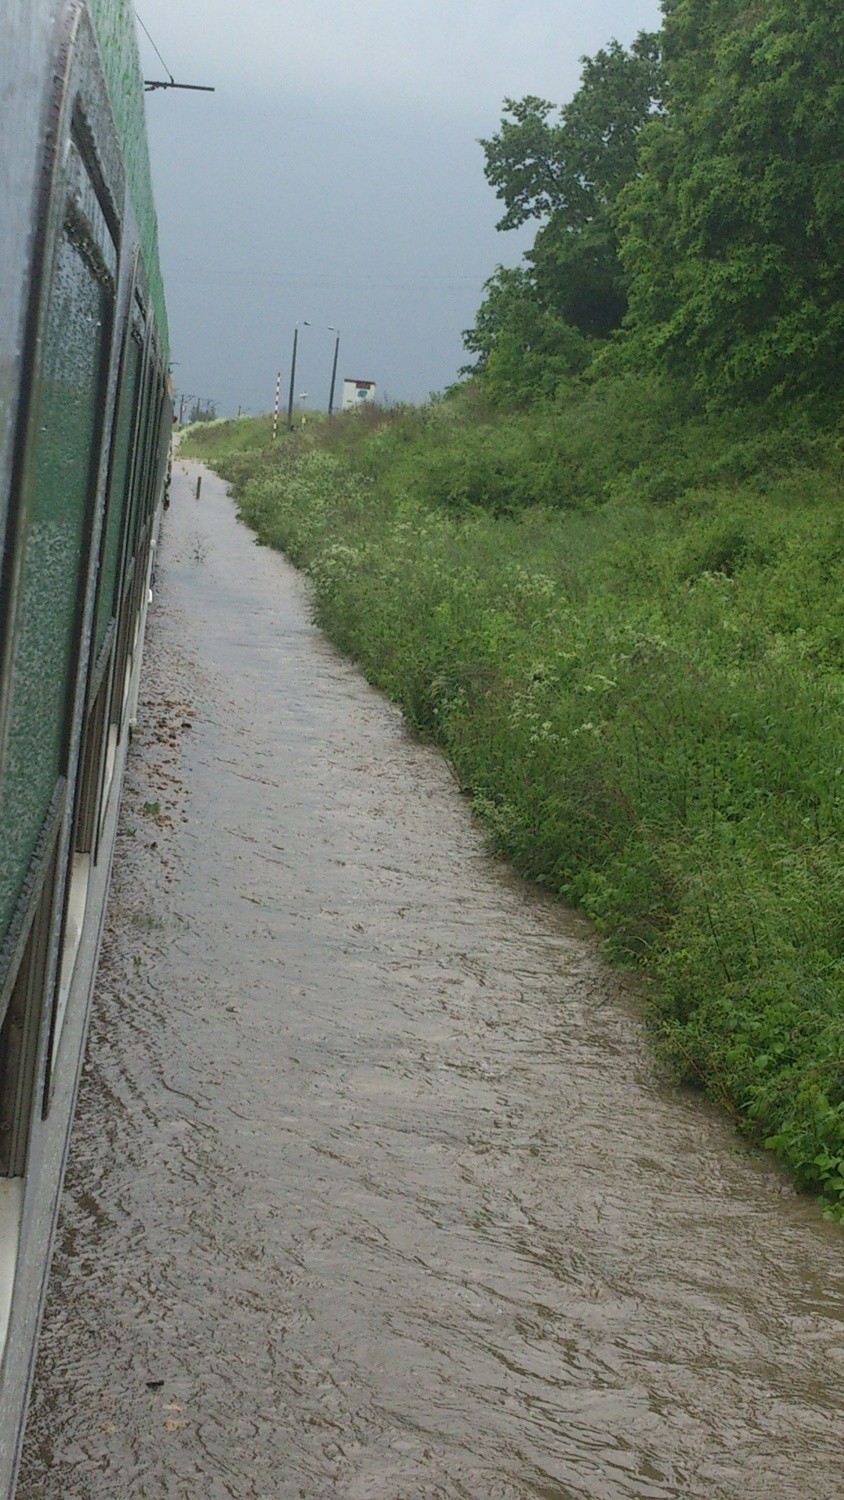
287;321;310;431
327;326;341;416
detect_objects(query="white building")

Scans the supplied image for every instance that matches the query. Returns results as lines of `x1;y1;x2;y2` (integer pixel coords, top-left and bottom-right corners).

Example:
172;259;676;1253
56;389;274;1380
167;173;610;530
342;378;377;411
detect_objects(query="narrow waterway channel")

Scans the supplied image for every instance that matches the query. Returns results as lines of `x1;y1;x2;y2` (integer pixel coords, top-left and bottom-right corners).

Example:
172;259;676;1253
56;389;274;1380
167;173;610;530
19;462;843;1500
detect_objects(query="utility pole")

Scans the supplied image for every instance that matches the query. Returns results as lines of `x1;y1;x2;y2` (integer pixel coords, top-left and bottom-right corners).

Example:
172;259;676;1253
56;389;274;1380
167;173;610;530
327;327;340;416
287;322;310;431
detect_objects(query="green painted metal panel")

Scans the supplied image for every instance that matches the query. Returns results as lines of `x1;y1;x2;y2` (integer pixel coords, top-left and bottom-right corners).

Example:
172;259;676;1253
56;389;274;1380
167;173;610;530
0;231;110;947
87;0;168;349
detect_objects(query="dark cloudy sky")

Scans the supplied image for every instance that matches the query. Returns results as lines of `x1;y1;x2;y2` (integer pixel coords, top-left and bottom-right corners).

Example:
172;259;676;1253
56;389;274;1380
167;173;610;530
136;0;662;416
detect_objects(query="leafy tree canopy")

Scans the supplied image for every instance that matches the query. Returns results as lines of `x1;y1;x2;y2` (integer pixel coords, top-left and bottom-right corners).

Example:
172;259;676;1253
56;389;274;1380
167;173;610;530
480;35;664;234
462;265;590;405
467;0;844;408
468;34;663;360
618;0;844;399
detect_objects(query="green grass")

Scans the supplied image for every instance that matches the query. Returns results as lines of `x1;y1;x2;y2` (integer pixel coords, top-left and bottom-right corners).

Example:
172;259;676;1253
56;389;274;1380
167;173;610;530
178;414;278;461
183;389;844;1214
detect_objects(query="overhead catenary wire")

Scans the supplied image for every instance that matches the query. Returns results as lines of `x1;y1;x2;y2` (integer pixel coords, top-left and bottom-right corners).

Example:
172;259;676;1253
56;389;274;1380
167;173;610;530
135;9;174;84
135;8;215;92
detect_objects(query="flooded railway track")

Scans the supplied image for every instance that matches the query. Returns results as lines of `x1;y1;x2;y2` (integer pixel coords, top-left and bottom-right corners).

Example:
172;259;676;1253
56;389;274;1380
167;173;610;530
19;462;844;1499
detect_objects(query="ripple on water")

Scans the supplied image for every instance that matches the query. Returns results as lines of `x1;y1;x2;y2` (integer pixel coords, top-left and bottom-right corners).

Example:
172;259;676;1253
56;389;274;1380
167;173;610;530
19;464;844;1500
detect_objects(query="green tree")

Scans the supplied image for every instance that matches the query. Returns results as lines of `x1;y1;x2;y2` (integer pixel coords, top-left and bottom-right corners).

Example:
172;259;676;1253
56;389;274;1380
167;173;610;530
462;265;590;404
479;35;664;339
618;0;844;401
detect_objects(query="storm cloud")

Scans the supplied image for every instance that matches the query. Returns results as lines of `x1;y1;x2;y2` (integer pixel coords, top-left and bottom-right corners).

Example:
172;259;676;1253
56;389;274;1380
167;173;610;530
137;0;661;414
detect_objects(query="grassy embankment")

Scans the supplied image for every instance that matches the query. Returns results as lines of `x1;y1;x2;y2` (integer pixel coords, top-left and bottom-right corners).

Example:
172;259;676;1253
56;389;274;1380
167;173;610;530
183;383;844;1213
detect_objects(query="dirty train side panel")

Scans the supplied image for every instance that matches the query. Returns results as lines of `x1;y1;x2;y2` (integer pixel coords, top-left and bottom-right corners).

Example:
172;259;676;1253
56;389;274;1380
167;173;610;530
0;1;171;1489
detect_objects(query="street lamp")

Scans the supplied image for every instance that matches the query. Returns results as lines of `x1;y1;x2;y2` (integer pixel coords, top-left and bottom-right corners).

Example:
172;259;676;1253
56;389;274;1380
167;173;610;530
287;320;310;431
327;326;340;416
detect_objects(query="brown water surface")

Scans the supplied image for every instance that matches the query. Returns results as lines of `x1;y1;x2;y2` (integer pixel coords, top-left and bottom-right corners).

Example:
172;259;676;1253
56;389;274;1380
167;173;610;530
19;463;844;1499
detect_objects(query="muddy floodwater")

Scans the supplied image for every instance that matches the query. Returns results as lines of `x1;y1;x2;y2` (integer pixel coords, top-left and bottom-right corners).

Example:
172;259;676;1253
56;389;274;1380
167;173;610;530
19;462;843;1499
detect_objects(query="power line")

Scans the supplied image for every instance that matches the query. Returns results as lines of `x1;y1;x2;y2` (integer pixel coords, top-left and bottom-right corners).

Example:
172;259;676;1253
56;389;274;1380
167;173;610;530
135;8;215;92
135;9;173;83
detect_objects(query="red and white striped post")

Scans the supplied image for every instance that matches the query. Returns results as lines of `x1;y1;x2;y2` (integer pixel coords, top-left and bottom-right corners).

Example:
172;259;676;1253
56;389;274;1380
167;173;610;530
272;370;281;440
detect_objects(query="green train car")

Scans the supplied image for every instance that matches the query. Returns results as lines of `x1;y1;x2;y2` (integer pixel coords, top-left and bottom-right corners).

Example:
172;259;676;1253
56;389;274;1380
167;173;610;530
0;1;171;1485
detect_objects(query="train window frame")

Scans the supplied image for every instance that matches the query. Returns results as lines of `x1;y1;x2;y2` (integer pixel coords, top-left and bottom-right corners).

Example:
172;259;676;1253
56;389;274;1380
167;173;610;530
89;254;141;688
65;257;144;881
99;312;146;819
42;126;122;1099
0;3;123;784
0;834;60;1173
0;783;63;1351
0;824;59;1351
108;298;149;743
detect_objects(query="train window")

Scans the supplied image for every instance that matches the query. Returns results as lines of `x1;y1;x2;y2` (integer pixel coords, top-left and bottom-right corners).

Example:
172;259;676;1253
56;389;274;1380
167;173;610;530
93;314;142;670
72;671;109;867
50;469;117;1043
133;355;156;553
0;829;58;1346
85;303;145;854
0;840;58;1176
25;138;116;1081
108;313;147;743
0;186;113;975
